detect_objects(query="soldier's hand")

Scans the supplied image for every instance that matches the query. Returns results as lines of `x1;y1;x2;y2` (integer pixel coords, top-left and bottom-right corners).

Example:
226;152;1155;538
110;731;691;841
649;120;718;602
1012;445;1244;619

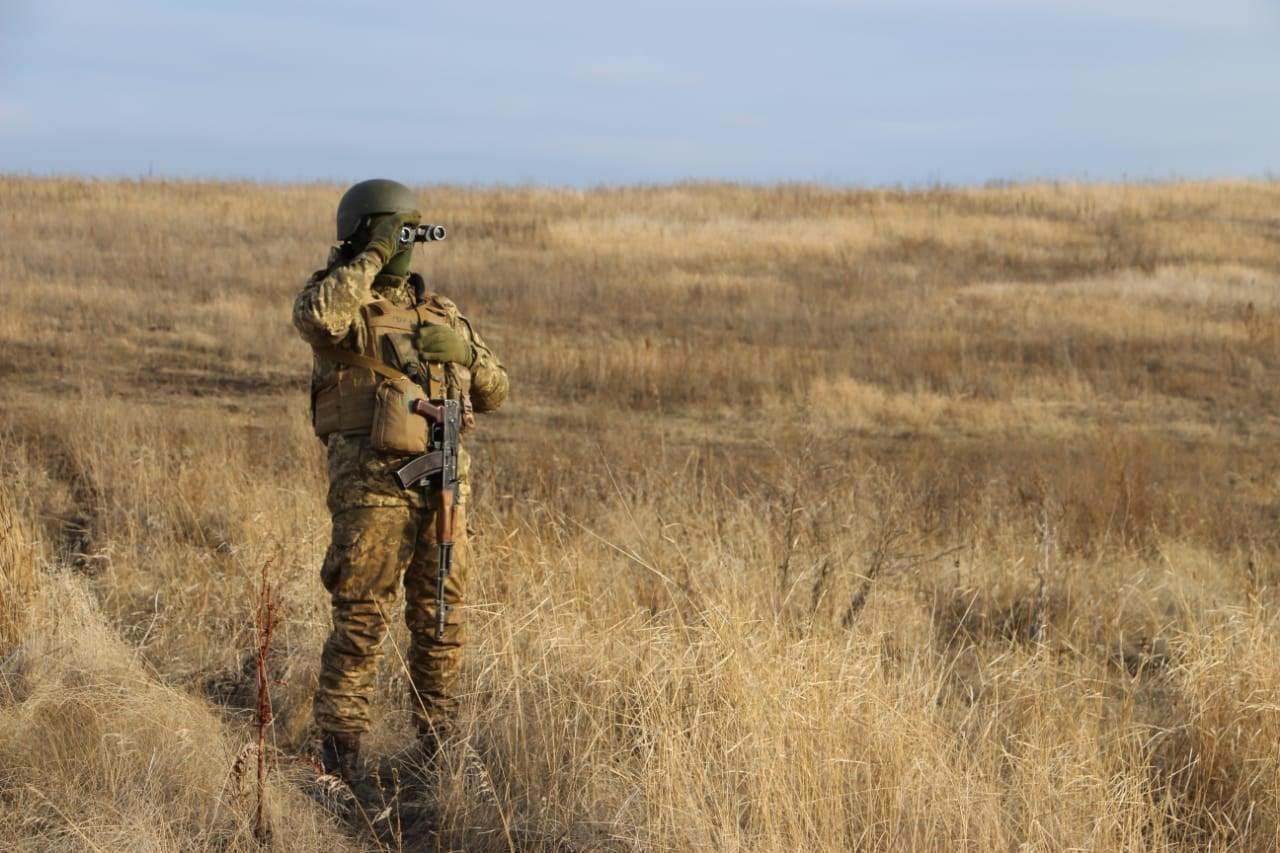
416;325;474;366
364;210;421;263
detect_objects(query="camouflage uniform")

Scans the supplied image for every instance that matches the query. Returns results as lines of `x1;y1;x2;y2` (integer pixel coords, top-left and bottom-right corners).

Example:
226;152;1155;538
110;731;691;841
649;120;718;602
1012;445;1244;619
293;248;507;736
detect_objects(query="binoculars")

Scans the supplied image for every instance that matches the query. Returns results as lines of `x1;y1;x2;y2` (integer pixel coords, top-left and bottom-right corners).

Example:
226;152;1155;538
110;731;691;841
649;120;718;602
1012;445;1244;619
399;224;448;244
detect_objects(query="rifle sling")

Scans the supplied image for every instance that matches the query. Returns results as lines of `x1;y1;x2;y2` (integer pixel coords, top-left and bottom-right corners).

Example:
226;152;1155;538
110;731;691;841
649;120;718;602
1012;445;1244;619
315;346;410;383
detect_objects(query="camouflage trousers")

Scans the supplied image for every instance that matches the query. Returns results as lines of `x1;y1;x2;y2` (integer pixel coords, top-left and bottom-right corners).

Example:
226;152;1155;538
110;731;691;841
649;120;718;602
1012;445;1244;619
313;502;469;736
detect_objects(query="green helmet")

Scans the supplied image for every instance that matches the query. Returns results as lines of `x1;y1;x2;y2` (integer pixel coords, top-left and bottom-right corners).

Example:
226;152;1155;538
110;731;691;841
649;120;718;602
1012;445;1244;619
336;179;418;242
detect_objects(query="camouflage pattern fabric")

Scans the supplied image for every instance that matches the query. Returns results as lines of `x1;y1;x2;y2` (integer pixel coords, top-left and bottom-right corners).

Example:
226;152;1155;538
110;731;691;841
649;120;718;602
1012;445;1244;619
312;502;470;734
293;250;509;442
323;433;473;512
293;249;506;735
293;249;387;346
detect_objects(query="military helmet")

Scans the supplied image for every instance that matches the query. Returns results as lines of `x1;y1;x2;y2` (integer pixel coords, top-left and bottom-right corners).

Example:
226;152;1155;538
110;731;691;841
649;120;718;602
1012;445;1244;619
336;179;418;241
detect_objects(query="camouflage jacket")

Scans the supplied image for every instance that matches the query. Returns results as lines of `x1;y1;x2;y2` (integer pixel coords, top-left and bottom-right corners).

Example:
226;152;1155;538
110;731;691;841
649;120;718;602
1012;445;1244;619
292;248;508;510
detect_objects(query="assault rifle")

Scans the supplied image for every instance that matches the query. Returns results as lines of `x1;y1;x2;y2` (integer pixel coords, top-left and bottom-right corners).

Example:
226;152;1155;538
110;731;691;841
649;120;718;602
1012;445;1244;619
392;398;461;641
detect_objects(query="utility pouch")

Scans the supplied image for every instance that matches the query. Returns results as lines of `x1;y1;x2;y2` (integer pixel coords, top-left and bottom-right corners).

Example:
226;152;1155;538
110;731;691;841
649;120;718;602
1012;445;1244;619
313;370;377;437
370;374;429;455
312;346;429;455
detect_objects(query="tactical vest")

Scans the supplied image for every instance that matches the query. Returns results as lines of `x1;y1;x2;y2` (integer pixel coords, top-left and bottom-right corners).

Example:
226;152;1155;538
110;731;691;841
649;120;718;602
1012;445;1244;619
311;297;450;439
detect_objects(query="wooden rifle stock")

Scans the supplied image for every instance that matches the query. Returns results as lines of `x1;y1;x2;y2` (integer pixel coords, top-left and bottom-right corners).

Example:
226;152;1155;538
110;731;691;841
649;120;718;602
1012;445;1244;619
398;397;461;640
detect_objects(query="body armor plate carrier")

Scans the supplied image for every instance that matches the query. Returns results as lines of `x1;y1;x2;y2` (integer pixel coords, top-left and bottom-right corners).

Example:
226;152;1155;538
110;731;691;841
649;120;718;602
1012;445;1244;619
312;297;450;445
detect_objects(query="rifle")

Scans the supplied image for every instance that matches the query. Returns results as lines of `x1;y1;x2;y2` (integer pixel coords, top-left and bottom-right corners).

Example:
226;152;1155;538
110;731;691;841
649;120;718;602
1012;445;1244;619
392;398;461;641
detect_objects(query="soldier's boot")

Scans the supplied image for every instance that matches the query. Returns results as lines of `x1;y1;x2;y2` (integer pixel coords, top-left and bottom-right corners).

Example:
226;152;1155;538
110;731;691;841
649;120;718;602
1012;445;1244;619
419;714;458;758
415;720;492;801
320;731;384;807
395;720;450;802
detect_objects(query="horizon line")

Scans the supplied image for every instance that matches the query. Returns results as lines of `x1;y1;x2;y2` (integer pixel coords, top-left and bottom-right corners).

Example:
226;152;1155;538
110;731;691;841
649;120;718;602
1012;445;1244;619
2;170;1278;193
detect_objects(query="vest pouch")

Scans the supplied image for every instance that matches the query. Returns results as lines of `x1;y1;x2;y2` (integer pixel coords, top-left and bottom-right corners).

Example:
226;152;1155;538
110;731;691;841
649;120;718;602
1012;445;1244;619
370;375;429;455
313;369;377;438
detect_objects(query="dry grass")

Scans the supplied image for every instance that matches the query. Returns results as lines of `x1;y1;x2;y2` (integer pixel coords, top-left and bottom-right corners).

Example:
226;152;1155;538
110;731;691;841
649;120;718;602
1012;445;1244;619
1;176;1279;850
0;463;40;654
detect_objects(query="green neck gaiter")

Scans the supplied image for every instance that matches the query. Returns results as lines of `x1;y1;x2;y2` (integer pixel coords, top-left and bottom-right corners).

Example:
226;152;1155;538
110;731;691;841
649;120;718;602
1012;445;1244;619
381;248;413;277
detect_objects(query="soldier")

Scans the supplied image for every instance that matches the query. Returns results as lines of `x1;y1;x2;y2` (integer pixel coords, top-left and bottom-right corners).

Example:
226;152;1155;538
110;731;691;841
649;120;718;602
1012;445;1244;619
292;179;508;799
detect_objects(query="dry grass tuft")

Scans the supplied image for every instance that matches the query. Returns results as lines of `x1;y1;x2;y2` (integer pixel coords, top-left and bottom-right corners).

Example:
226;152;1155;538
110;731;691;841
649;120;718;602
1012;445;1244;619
0;574;352;851
0;482;41;655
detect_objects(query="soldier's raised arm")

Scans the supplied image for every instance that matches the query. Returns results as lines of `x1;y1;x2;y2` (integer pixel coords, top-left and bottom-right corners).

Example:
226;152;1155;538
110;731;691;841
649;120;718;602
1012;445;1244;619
291;209;420;346
291;251;383;346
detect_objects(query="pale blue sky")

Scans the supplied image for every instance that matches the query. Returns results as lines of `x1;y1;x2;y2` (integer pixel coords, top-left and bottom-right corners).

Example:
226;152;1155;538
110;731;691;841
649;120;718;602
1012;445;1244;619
0;0;1277;186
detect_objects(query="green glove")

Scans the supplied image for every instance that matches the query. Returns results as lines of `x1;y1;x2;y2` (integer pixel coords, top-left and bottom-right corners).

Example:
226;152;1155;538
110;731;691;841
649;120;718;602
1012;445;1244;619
363;210;420;263
416;325;474;366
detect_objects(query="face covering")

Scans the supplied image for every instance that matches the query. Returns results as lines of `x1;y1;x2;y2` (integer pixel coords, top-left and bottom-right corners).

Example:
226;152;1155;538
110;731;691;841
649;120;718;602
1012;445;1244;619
381;247;413;277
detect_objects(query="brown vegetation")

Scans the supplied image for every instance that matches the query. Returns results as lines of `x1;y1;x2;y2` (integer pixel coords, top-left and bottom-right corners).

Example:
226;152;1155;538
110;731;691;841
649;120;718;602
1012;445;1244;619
1;176;1279;850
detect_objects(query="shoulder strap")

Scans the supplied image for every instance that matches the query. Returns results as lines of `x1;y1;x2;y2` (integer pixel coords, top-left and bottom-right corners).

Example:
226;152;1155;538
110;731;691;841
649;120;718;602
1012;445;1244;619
314;346;408;383
414;302;451;327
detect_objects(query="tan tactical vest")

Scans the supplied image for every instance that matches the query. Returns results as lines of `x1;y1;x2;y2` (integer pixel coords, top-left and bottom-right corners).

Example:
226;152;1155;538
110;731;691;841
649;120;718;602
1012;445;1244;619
311;297;451;439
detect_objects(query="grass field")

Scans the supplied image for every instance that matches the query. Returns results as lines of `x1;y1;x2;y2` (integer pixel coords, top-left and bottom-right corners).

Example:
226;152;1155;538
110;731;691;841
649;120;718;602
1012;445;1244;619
1;176;1279;850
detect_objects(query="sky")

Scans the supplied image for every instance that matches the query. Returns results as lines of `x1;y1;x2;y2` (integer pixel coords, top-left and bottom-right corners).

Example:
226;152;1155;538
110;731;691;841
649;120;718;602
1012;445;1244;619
0;0;1277;186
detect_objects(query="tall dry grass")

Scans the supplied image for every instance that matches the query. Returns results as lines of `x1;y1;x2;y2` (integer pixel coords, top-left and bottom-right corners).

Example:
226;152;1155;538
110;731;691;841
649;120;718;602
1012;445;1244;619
0;176;1278;850
0;467;40;654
